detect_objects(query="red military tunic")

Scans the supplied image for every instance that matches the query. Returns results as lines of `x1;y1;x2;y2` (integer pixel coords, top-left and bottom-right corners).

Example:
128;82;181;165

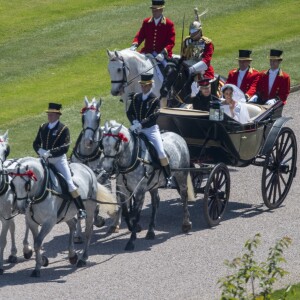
256;69;290;104
132;16;175;58
181;36;214;79
226;67;259;98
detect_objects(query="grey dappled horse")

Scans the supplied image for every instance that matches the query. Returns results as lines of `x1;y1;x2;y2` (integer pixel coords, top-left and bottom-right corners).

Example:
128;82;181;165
7;157;116;277
101;121;194;251
107;49;163;111
70;97;120;240
0;132;32;275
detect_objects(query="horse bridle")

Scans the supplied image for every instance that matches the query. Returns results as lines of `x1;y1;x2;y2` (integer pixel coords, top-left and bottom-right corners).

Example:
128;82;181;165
110;57;129;90
81;106;101;143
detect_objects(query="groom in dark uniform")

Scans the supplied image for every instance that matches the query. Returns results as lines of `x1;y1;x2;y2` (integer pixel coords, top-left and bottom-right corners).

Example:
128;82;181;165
33;103;87;219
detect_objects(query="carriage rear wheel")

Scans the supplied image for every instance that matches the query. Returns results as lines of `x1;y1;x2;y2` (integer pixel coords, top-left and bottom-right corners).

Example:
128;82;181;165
203;163;230;227
262;127;297;209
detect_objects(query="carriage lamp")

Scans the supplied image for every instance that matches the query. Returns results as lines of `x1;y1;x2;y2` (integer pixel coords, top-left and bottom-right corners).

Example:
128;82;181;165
209;100;224;121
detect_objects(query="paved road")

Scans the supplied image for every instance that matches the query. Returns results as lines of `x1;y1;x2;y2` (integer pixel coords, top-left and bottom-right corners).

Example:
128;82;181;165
0;91;299;300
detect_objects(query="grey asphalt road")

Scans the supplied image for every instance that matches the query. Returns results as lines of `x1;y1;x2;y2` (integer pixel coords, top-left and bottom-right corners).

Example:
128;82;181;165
0;91;299;300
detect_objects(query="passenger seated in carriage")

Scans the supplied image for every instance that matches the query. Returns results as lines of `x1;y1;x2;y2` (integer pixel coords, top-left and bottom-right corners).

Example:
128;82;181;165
249;49;290;105
33;103;87;219
181;7;214;80
226;50;259;101
190;78;220;111
221;84;251;124
126;73;174;188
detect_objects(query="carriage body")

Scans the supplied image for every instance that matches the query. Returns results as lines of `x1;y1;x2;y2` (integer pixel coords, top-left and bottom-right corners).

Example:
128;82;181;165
157;100;297;226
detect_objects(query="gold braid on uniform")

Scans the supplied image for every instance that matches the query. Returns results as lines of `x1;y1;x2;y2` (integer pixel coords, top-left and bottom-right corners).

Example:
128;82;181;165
52;125;68;148
145;97;159;118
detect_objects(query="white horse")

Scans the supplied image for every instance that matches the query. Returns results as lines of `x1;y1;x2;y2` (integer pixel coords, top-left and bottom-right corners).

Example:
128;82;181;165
107;49;163;111
101;121;194;251
0;132;32;275
6;157;116;277
70;97;120;240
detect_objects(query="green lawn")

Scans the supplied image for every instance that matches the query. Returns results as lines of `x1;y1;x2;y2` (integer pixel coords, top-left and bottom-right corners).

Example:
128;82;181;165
0;0;300;158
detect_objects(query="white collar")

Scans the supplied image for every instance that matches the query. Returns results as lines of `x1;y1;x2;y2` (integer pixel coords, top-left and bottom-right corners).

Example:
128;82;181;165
48;120;59;129
142;90;152;100
154;16;162;25
269;68;279;74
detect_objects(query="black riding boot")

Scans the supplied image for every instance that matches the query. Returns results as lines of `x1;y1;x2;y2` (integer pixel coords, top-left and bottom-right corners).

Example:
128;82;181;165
162;164;174;188
71;190;87;219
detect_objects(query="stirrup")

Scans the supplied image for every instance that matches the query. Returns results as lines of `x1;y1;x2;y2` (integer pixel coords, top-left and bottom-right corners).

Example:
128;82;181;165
78;209;87;220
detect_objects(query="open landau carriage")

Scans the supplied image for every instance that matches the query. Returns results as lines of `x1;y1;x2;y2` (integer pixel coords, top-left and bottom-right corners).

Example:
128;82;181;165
157;99;297;226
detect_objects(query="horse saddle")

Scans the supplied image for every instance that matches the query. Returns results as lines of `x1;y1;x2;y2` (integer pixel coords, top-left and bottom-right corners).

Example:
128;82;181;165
138;133;161;169
48;164;73;201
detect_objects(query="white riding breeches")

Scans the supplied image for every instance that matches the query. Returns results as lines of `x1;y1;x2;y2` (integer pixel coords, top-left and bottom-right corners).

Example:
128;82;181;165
141;125;167;159
48;154;77;192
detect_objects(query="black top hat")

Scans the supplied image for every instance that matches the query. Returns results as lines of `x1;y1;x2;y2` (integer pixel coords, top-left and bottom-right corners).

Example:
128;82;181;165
138;73;154;85
236;50;252;61
150;0;165;9
197;78;211;87
45;103;62;115
269;49;283;60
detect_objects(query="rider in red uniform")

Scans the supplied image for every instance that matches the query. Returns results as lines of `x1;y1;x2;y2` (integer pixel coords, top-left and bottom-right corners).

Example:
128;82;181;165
226;50;259;101
130;0;175;65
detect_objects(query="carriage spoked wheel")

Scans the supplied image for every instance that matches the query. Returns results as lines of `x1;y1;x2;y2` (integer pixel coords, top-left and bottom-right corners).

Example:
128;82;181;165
262;127;297;209
203;163;230;227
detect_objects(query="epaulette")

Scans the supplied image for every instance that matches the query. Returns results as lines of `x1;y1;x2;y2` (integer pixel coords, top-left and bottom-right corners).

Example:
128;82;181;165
201;36;212;44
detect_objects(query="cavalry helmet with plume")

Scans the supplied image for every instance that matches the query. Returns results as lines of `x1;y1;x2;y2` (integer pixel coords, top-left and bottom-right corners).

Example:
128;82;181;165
189;7;208;36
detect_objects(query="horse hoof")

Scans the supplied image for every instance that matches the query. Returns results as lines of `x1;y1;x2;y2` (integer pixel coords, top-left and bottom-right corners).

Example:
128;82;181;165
24;249;33;260
30;270;40;277
8;255;17;264
0;269;4;275
76;259;86;268
108;225;119;234
69;254;78;265
145;231;155;240
94;216;105;228
125;242;135;251
74;236;84;244
136;224;142;233
42;256;49;267
182;222;192;233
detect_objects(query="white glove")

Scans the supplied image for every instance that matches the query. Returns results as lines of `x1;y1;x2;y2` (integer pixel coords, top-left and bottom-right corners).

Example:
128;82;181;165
130;44;137;51
266;98;277;105
37;148;47;156
191;81;200;97
42;150;52;159
155;53;164;62
129;122;142;133
248;95;258;103
132;120;139;125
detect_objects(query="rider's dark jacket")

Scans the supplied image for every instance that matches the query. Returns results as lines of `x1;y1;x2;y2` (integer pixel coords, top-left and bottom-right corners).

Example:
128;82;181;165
33;121;70;157
126;92;160;128
192;92;220;111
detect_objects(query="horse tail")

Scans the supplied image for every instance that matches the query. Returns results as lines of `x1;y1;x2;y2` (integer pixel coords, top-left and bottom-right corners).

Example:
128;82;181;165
187;172;196;201
96;183;118;217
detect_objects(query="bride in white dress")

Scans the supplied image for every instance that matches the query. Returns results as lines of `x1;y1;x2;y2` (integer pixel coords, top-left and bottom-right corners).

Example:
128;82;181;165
221;84;251;124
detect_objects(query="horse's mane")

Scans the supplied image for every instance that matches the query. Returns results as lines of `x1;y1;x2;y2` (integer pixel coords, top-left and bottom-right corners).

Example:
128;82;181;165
118;49;151;71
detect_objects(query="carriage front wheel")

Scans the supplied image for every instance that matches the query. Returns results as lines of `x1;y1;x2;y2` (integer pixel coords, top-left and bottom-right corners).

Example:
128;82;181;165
203;163;230;227
262;127;297;209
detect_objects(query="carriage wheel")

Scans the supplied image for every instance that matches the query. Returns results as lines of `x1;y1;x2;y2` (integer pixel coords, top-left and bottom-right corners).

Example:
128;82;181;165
203;163;230;227
262;127;297;209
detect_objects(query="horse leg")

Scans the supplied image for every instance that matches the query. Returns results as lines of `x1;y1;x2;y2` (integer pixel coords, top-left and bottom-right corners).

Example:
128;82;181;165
66;217;78;265
145;189;160;240
180;183;192;233
125;194;144;251
8;219;18;264
93;204;105;228
23;218;33;259
77;206;94;267
30;220;55;277
0;220;10;274
74;219;84;244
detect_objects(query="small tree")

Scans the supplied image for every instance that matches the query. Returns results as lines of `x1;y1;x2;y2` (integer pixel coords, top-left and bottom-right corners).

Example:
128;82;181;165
218;233;292;300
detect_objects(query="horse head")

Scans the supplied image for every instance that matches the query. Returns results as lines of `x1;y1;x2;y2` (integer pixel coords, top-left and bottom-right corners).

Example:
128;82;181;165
7;158;43;213
0;130;10;162
81;97;102;148
101;121;130;174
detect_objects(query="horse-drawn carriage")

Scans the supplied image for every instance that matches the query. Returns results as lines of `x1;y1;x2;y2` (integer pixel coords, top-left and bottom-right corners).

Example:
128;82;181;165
157;99;297;226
